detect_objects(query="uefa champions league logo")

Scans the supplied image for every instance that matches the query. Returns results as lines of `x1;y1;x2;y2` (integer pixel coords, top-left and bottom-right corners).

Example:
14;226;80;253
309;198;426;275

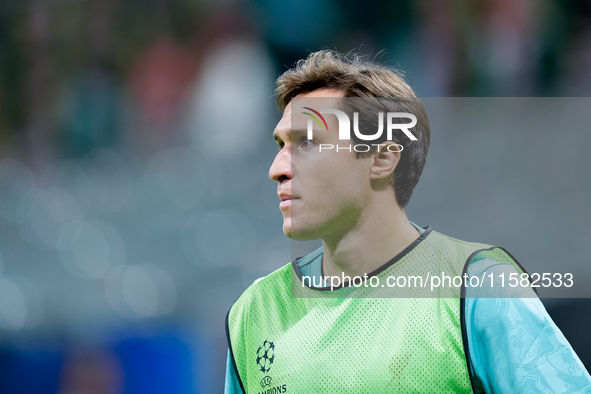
256;339;275;373
257;339;275;389
256;339;288;392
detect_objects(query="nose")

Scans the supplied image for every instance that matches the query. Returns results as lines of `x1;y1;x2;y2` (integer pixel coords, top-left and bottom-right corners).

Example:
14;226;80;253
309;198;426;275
269;146;292;182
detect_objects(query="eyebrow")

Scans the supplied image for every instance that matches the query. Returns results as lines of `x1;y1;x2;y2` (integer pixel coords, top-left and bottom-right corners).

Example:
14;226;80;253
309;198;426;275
273;128;308;144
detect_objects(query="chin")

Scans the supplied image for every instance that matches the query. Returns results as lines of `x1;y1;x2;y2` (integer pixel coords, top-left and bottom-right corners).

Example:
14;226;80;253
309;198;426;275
282;218;292;238
284;223;321;241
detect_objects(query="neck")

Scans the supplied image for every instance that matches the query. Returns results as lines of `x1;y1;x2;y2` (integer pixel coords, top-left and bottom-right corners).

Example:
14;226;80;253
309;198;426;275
321;198;420;278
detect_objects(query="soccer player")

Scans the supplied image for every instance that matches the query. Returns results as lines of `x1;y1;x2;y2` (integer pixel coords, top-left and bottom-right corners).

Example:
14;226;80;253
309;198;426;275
224;50;590;393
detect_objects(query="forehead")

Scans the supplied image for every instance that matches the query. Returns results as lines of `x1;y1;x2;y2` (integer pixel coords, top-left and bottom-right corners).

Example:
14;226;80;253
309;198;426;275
275;89;344;137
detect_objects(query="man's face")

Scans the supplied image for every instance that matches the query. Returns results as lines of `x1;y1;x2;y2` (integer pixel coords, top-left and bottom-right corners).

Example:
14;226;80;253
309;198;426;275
269;89;374;241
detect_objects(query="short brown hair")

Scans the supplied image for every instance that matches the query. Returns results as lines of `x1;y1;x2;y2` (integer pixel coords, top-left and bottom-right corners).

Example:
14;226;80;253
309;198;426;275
275;50;430;208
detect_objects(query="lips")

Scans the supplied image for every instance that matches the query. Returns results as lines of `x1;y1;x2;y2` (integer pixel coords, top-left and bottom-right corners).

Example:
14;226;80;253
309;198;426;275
278;192;298;209
278;190;293;201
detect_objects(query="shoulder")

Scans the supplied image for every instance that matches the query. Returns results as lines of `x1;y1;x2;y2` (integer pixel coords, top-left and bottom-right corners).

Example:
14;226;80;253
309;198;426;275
431;230;492;252
430;230;529;276
226;261;294;354
424;230;494;274
228;262;293;320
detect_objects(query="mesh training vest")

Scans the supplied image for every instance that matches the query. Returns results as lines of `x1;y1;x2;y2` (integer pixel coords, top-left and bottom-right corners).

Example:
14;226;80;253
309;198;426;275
226;229;527;393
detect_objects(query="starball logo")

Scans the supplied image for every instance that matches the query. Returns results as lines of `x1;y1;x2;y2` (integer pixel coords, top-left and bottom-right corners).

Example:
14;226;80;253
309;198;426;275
302;107;417;153
255;339;287;394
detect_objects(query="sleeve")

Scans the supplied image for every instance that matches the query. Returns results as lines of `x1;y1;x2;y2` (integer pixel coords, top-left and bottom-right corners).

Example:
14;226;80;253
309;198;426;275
224;350;245;394
465;260;591;393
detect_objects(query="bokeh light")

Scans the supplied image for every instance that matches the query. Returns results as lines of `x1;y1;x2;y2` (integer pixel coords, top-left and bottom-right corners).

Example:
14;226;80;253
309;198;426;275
105;264;177;318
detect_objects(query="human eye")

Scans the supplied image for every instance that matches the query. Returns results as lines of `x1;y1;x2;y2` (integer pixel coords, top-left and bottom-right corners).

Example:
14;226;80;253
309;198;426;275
298;136;316;149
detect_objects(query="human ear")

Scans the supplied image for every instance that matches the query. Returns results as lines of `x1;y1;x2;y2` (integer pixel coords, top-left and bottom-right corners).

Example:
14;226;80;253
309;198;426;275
369;142;401;180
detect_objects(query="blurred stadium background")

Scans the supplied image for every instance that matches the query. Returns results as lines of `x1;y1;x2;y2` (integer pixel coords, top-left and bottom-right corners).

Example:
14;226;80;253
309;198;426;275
1;0;590;392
